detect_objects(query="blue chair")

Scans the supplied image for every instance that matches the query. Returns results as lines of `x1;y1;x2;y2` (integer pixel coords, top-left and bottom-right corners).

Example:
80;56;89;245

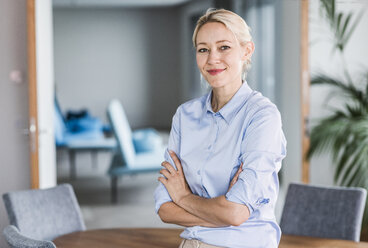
54;98;116;179
107;99;165;203
280;183;367;241
2;184;85;247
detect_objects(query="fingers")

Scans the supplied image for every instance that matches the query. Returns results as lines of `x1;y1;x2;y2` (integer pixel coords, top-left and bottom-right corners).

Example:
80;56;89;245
160;168;171;179
230;173;238;185
234;166;242;179
169;150;183;173
158;176;167;185
236;163;243;176
159;151;185;181
231;164;243;185
161;161;176;174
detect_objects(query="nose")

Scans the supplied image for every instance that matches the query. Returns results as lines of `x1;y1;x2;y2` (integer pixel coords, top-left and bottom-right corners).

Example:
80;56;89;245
207;50;220;65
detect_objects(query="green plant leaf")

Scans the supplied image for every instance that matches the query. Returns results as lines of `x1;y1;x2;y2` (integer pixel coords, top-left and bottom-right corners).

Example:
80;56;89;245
341;10;364;52
337;12;352;51
311;73;367;108
336;13;343;35
314;0;368;236
320;0;335;27
340;144;367;186
335;142;357;183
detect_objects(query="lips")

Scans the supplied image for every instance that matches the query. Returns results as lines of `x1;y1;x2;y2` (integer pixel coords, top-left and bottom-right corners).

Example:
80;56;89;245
207;69;226;76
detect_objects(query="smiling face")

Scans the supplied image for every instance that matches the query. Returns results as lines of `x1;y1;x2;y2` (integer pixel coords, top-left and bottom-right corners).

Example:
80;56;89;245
196;22;251;91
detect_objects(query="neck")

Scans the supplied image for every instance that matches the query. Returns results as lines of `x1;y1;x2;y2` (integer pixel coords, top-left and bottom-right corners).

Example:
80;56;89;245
211;80;242;112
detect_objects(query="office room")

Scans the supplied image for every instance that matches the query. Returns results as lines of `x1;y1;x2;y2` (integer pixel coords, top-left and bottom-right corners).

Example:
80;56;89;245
1;0;368;247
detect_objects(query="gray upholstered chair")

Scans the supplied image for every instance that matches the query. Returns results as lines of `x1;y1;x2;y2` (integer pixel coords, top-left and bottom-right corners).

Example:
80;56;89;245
280;183;367;242
3;225;56;248
2;184;85;247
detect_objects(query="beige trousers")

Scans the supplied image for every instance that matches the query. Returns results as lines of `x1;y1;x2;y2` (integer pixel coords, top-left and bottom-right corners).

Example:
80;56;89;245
179;239;223;248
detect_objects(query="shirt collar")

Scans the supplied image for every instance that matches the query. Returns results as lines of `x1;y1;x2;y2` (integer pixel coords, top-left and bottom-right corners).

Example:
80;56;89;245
202;81;253;125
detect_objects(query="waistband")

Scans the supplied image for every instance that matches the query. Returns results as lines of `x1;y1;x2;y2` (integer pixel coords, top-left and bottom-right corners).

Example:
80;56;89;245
179;239;223;248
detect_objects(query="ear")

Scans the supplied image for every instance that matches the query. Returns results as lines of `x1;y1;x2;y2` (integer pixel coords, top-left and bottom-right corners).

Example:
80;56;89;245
241;41;255;61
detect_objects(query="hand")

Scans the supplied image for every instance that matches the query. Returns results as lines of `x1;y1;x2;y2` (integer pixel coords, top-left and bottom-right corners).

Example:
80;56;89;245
158;151;192;204
227;163;243;192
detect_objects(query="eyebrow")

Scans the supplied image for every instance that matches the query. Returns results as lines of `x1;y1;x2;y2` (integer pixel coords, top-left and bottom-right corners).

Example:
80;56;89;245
197;40;232;46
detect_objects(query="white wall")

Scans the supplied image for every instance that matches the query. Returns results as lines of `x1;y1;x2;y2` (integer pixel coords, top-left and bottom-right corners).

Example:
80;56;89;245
53;7;182;130
309;0;368;186
0;1;31;247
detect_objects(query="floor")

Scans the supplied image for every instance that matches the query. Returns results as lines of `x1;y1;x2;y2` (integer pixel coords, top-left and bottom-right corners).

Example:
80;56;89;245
57;149;178;230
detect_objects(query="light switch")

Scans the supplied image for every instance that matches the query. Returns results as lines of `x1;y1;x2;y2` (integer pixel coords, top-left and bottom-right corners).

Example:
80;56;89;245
9;70;23;84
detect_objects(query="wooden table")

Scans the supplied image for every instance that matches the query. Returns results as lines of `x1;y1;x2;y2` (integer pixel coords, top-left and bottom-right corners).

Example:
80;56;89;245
53;228;368;248
280;235;368;248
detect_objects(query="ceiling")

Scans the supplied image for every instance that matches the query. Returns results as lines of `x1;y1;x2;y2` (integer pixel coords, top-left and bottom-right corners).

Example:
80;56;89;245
53;0;195;8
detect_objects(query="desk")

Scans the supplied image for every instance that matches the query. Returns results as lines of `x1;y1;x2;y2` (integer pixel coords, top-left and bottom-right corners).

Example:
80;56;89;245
57;138;116;179
53;228;368;248
54;228;181;248
280;235;368;248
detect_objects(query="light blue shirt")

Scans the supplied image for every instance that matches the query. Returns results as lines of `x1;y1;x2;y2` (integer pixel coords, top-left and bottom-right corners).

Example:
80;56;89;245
154;82;286;248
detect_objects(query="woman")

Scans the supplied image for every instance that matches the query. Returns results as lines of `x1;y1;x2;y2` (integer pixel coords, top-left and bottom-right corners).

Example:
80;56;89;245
154;9;286;248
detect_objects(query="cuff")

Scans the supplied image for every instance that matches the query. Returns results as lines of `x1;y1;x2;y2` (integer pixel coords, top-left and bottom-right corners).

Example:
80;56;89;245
225;168;269;214
154;182;172;213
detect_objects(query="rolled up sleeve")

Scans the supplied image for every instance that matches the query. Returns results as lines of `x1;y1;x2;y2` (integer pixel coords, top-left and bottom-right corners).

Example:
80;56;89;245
225;106;286;214
154;107;181;213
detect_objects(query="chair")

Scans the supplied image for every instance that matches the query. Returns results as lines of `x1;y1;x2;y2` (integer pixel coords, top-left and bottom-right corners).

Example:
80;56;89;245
3;225;56;248
107;99;165;203
54;98;116;179
2;184;85;247
280;183;367;242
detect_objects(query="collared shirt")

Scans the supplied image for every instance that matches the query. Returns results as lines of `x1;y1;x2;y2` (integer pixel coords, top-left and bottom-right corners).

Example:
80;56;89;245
154;82;287;248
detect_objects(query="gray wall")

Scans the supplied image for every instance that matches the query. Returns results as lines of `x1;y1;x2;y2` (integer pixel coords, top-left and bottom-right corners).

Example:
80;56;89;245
0;1;31;247
53;7;182;130
179;0;213;102
275;0;302;219
279;0;302;187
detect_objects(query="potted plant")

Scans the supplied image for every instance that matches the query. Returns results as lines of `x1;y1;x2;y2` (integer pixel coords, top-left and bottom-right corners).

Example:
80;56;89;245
307;0;368;240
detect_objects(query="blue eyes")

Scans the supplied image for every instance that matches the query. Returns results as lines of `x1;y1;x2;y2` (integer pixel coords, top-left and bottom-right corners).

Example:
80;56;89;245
198;48;208;53
197;46;230;53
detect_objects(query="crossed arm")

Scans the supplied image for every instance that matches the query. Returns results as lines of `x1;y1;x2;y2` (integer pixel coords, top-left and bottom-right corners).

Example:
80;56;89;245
157;151;250;227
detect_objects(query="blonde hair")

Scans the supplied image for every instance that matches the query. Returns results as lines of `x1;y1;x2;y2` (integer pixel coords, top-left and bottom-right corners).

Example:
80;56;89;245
192;8;253;77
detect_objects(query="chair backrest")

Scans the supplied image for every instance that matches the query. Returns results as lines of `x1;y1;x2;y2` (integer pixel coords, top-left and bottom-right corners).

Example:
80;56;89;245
3;225;56;248
280;183;367;241
107;99;136;165
54;98;67;146
2;184;86;241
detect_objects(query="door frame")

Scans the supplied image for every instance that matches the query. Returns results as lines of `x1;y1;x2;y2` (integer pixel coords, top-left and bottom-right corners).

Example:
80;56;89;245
301;0;310;183
27;0;56;189
27;0;39;189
